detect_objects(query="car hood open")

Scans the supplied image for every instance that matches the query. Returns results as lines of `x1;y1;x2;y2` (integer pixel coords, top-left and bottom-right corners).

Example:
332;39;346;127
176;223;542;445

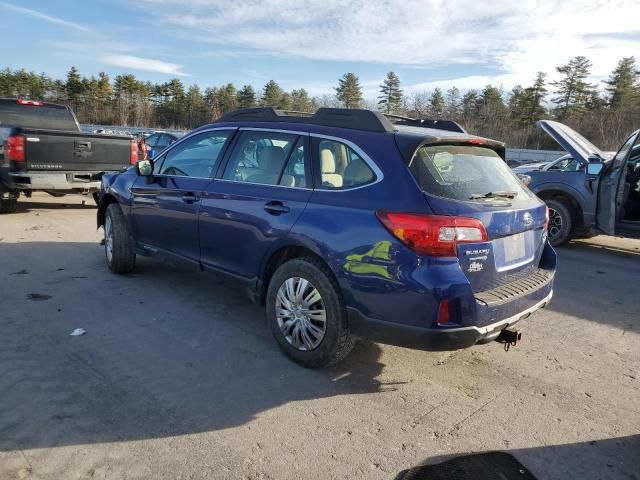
537;120;612;164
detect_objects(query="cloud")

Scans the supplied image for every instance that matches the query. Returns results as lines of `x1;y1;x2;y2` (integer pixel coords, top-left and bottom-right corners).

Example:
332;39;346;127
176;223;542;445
0;2;89;32
102;55;191;77
136;0;640;90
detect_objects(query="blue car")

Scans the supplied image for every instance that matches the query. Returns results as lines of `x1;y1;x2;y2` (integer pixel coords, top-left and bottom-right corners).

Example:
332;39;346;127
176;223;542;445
97;108;556;368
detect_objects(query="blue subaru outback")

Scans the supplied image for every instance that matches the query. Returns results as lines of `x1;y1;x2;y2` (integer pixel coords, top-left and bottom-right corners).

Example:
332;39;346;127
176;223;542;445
97;108;556;368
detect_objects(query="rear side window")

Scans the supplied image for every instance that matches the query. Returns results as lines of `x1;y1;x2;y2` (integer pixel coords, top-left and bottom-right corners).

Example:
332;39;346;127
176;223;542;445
0;102;77;131
315;139;375;189
410;145;531;203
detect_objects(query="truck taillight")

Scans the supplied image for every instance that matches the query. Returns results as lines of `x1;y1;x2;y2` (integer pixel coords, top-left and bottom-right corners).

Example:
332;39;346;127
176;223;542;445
376;211;487;257
130;141;138;165
7;134;25;162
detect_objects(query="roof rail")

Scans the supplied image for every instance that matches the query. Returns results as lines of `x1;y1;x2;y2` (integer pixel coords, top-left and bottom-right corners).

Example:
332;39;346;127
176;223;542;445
384;113;467;134
216;107;395;133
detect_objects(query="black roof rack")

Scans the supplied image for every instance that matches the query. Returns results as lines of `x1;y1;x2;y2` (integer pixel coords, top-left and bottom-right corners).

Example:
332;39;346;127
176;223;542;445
215;107;395;133
384;113;467;134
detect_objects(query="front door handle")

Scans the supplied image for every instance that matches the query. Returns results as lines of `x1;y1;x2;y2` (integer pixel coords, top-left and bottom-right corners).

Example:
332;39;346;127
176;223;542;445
181;192;199;204
264;201;290;215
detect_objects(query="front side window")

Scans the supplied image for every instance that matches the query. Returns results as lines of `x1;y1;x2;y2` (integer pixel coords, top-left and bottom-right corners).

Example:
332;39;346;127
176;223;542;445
315;139;375;189
410;145;532;203
157;130;232;177
613;133;639;169
223;131;299;186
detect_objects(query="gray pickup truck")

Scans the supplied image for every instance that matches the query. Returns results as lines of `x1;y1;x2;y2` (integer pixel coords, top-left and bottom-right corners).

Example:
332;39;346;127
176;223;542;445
529;120;640;245
0;98;137;213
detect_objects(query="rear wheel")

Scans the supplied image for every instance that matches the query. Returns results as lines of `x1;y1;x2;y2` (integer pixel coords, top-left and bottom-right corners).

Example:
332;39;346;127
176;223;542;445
104;203;136;274
266;257;355;368
0;196;17;213
546;198;573;247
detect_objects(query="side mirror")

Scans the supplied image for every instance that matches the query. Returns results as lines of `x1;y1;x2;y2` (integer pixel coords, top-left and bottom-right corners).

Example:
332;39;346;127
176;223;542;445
586;162;603;176
136;159;154;176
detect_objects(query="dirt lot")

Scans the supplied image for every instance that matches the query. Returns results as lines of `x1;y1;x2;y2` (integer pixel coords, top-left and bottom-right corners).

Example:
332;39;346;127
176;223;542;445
1;193;639;480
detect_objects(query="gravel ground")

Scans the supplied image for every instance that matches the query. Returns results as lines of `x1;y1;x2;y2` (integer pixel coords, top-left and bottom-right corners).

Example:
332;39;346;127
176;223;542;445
1;193;638;480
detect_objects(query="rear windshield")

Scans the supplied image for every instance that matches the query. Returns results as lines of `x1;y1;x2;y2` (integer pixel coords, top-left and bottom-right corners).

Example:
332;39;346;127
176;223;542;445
0;102;78;131
409;145;532;203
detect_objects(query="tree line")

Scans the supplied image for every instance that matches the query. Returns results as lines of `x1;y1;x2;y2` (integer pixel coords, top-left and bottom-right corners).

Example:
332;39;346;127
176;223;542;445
1;55;638;149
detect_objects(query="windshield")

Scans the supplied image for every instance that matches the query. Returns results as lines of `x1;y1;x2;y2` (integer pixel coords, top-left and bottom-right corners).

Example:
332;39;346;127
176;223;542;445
409;145;532;203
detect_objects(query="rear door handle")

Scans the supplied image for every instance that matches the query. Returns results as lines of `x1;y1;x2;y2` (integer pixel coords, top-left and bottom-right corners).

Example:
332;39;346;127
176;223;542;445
181;192;200;204
264;201;290;215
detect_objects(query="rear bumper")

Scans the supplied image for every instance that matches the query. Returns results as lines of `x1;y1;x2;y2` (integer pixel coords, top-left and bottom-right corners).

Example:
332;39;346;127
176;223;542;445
348;289;553;351
7;172;103;192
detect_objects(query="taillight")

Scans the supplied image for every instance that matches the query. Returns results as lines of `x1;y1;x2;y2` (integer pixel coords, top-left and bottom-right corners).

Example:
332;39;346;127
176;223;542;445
376;211;487;257
130;141;138;165
7;134;25;161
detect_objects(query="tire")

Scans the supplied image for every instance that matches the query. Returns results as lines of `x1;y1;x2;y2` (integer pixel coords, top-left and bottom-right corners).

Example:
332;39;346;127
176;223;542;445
546;198;573;247
0;198;17;214
266;257;355;368
104;203;136;274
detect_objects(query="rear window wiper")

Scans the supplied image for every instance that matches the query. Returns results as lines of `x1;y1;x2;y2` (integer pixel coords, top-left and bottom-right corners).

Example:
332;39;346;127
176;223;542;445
469;191;518;200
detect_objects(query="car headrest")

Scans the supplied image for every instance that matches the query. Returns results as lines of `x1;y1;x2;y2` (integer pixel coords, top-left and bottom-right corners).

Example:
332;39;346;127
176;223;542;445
321;149;336;173
258;146;285;172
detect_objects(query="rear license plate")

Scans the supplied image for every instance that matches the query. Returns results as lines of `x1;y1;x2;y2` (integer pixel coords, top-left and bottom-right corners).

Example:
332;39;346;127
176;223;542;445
503;232;526;262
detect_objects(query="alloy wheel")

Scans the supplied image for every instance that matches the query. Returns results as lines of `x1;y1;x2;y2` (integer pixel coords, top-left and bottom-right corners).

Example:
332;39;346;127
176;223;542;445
547;207;563;240
104;215;113;264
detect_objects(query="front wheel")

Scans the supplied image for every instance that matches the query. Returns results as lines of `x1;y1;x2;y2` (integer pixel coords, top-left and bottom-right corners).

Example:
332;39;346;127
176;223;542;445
266;257;355;368
0;198;17;214
104;204;136;274
546;198;573;247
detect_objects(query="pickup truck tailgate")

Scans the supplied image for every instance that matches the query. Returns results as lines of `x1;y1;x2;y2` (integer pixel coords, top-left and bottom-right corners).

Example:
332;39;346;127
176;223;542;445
23;129;133;172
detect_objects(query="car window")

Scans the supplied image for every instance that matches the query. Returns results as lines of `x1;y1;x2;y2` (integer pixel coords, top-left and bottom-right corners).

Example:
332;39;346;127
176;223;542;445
157;130;232;178
223;131;298;186
613;133;638;169
315;139;375;189
156;134;172;149
410;145;531;203
548;157;583;172
145;134;158;148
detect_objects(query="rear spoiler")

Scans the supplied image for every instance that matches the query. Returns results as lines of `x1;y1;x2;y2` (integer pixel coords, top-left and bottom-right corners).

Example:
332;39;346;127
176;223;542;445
383;114;467;134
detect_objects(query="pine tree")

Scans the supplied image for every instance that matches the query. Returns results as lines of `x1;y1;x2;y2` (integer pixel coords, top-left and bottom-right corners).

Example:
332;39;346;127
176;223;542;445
444;86;461;119
377;71;403;113
604;57;640;109
552;56;594;116
429;87;445;117
261;80;285;108
290;88;312;112
335;73;363;109
524;72;548;123
236;85;257;108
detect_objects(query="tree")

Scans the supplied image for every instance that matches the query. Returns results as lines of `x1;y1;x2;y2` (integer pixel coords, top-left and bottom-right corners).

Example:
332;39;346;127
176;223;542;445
377;71;403;113
429;87;445;117
65;66;85;109
552;56;594;117
236;85;257;108
335;73;363;109
261;80;285;108
524;72;548;123
604;57;640;109
290;88;312;112
185;84;205;128
444;86;461;119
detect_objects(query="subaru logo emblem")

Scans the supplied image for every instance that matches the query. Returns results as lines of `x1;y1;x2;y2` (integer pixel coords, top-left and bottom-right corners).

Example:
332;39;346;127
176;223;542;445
523;212;533;226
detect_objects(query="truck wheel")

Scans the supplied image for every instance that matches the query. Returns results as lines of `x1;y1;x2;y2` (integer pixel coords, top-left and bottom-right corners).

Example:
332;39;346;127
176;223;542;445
546;198;573;247
104;203;136;274
266;257;355;368
0;198;17;214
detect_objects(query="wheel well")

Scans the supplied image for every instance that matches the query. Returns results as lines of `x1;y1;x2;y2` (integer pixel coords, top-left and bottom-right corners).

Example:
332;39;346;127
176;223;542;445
259;245;332;304
537;190;584;230
97;194;118;228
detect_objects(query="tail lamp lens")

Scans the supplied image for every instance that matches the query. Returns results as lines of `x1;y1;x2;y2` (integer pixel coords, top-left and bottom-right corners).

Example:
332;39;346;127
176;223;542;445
7;134;25;161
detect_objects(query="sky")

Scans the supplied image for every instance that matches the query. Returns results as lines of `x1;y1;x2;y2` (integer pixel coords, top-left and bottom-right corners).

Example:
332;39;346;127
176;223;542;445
1;0;639;99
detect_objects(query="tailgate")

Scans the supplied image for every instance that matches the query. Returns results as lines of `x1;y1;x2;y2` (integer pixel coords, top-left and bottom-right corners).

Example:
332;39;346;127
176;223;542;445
23;130;133;172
